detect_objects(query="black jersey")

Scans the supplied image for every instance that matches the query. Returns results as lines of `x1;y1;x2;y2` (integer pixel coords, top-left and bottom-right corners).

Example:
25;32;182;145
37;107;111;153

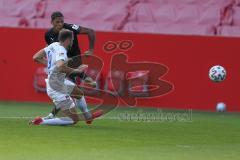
45;23;82;58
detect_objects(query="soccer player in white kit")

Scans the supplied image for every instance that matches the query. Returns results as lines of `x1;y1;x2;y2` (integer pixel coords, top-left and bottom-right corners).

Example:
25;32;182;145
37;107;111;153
30;29;102;125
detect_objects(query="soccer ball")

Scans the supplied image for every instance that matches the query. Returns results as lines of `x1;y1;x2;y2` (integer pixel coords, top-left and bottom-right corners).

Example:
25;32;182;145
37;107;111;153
216;102;226;112
209;65;226;82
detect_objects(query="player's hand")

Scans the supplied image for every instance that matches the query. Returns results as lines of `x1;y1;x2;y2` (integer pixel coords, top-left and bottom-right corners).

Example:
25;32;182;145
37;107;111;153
84;50;94;57
84;76;97;88
67;57;73;63
77;64;88;72
72;64;88;74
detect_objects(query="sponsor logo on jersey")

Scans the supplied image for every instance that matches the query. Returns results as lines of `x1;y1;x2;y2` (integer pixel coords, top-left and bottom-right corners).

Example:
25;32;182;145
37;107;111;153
72;24;80;30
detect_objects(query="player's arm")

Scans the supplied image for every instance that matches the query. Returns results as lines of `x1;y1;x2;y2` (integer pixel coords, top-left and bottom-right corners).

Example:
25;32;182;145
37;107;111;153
33;49;47;65
56;59;88;76
66;23;95;55
78;27;95;55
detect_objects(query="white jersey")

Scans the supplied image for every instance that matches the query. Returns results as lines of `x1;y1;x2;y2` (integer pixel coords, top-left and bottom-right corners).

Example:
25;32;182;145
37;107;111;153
44;42;68;75
44;42;76;105
44;42;70;93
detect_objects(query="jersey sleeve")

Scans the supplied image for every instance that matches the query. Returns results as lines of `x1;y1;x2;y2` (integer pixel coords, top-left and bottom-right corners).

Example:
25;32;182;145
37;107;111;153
43;45;49;55
64;23;82;34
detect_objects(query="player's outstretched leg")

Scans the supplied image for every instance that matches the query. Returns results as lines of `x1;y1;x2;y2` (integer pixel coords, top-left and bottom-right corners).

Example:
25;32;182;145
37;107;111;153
30;116;74;126
30;96;84;126
30;106;85;126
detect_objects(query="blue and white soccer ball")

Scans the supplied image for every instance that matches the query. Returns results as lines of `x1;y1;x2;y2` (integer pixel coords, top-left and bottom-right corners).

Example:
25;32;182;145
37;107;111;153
216;102;226;112
209;65;226;82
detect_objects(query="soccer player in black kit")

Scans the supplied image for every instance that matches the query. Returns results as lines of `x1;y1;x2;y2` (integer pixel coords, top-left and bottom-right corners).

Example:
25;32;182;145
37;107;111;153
44;11;101;123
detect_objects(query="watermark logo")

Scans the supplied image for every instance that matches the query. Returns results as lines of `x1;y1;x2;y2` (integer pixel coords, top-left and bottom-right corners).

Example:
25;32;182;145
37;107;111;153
47;40;174;119
118;109;192;122
103;40;133;53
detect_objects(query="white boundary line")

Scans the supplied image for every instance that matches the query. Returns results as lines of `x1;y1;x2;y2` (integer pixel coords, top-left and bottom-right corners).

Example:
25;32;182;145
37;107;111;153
0;116;119;120
0;116;34;119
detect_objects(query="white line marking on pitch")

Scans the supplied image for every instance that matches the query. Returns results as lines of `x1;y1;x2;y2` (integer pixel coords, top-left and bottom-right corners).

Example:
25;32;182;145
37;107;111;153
0;116;34;119
176;145;193;148
0;116;119;119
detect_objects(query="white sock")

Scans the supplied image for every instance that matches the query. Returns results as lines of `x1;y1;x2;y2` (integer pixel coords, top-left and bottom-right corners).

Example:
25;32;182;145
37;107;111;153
43;113;54;120
40;117;74;126
76;96;92;119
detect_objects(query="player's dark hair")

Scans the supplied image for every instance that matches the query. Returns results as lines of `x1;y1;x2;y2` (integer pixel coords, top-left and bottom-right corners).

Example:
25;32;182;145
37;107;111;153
51;11;64;21
58;29;73;42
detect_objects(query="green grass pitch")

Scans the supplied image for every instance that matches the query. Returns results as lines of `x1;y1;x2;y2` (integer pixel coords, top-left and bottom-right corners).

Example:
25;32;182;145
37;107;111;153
0;101;240;160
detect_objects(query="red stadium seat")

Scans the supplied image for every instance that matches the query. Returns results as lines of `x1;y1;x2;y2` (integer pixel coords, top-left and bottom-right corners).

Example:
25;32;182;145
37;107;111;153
0;0;237;36
235;0;240;6
128;3;156;23
0;0;46;18
202;0;234;8
220;5;233;25
175;5;200;23
147;0;204;6
217;25;240;37
123;22;215;35
199;6;222;25
35;18;115;31
200;0;234;25
44;0;61;18
35;18;51;29
68;20;115;31
152;4;177;23
0;16;20;27
0;16;35;28
232;7;240;26
48;0;128;23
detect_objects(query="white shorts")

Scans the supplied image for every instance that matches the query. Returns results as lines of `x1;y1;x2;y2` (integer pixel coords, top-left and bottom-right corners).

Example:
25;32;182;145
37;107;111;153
45;79;76;110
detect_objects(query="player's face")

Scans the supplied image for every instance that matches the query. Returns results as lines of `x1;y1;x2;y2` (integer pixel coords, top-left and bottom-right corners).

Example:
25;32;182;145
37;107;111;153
52;17;64;32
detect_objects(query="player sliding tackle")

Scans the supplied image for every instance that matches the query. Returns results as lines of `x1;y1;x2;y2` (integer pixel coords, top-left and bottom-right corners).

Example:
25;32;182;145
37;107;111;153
30;29;103;125
44;11;97;120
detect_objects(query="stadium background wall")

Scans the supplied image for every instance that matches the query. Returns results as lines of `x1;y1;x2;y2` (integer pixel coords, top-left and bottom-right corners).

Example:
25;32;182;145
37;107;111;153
0;28;239;111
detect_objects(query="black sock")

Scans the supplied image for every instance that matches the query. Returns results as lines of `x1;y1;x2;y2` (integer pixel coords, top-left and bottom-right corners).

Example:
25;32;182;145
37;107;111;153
51;106;61;116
